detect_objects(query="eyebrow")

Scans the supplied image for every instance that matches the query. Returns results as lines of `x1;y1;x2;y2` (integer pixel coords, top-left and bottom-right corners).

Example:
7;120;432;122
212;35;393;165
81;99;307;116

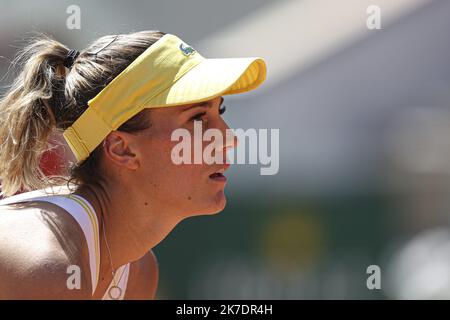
182;96;224;111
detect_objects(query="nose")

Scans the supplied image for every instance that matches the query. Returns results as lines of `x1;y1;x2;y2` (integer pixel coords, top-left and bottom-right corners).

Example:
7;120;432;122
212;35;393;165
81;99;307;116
221;119;238;152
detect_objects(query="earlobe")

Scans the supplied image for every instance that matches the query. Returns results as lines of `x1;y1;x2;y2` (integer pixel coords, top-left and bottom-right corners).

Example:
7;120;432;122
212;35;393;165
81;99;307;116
102;132;140;170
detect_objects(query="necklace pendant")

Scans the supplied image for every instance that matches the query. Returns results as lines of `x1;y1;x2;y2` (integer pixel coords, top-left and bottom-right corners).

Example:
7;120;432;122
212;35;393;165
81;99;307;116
108;285;123;300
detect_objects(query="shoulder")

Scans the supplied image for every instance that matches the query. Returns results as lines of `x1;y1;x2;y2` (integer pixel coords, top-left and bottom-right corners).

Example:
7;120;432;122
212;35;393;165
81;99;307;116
0;243;92;299
125;250;159;300
0;201;92;299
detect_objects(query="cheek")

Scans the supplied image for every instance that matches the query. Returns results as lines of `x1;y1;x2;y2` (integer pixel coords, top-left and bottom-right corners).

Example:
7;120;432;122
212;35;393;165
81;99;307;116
141;135;176;174
139;132;205;191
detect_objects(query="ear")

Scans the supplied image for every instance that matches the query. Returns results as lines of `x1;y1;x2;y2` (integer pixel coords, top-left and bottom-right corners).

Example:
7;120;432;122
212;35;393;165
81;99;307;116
102;131;140;170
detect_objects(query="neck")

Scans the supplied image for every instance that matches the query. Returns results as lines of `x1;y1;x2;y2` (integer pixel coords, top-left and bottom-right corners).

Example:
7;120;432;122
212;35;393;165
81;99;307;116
72;181;180;274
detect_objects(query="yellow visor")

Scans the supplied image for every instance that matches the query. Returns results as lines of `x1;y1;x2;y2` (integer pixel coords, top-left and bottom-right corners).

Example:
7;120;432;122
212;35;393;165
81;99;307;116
63;33;267;163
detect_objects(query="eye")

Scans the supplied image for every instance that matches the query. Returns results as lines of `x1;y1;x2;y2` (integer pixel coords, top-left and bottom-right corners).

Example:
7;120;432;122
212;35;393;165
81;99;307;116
190;111;207;122
219;104;227;115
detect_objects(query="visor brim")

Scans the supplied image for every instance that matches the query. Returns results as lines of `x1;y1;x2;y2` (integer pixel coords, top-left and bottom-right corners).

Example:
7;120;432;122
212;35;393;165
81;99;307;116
146;57;267;107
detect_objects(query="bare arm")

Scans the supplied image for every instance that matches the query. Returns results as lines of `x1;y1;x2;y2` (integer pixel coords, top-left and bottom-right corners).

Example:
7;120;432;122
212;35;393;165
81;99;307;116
0;248;91;299
0;204;92;299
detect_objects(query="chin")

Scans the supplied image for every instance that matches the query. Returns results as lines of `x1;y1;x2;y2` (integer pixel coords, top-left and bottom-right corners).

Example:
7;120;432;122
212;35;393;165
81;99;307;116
192;191;227;216
209;190;228;214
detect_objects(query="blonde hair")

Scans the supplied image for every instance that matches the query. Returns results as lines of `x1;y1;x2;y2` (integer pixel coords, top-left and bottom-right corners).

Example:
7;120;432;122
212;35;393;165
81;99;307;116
0;30;166;197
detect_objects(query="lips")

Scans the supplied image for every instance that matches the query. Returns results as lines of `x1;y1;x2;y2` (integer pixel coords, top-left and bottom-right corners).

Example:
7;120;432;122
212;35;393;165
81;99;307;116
208;164;230;182
209;172;225;179
209;172;226;182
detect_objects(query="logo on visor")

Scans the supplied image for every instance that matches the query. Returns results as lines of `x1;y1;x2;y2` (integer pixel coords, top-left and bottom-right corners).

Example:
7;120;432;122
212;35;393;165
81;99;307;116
179;43;196;56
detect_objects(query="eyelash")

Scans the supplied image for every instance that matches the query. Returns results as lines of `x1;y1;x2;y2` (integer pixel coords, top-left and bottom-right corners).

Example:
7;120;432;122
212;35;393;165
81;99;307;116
191;112;207;122
190;104;227;122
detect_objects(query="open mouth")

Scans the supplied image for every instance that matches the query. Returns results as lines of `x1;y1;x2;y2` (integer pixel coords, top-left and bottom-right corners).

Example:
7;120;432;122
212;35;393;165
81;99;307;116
209;167;228;182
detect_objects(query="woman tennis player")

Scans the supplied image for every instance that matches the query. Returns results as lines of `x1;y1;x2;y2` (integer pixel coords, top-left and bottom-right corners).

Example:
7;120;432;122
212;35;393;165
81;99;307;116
0;30;266;299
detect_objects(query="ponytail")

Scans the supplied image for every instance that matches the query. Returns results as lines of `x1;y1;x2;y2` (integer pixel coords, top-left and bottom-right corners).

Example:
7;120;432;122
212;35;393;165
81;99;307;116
0;31;165;197
0;34;69;197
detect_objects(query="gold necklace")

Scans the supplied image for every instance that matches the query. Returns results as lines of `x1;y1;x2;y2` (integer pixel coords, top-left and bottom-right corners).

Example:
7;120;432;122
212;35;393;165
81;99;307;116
101;218;124;300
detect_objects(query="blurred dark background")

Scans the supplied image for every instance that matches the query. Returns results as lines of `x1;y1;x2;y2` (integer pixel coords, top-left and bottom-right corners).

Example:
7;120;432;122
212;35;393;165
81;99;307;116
2;0;450;299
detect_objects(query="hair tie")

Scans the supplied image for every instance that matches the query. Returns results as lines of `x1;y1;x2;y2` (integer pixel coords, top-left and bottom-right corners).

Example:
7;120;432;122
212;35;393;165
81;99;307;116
63;49;80;69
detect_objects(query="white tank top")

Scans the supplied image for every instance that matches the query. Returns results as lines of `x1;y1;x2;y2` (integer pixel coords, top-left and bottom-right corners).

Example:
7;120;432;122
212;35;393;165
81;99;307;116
0;185;130;300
